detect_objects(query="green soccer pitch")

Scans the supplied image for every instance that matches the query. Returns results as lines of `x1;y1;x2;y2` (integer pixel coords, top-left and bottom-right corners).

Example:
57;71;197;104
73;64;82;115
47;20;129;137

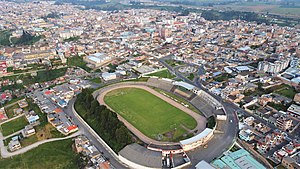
104;87;197;141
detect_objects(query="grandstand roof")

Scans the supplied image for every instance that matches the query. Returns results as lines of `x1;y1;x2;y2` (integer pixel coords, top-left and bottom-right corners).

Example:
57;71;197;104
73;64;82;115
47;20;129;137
173;81;195;90
119;143;162;168
180;128;212;146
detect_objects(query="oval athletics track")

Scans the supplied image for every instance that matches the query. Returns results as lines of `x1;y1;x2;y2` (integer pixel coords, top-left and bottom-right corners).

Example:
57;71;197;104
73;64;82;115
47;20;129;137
97;84;207;145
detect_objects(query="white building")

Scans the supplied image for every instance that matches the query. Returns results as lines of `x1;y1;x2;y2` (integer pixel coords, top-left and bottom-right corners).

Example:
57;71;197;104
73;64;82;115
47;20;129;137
102;72;117;81
84;53;111;67
258;59;290;74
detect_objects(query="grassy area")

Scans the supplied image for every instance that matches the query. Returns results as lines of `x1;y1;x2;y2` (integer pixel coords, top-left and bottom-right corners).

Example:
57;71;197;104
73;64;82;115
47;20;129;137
124;77;149;82
0;68;67;87
244;83;296;98
64;36;80;42
67;55;92;72
104;87;197;141
19;124;63;147
0;84;24;92
4;124;63;148
35;68;67;83
147;69;175;79
0;30;11;46
274;85;297;99
10;32;42;46
3;135;14;146
20;135;38;147
268;7;300;16
165;60;184;67
7;67;13;72
248;105;259;111
90;77;102;83
1;116;28;136
3;96;24;106
5;104;20;118
0;139;79;169
187;73;195;81
35;124;64;140
214;73;233;82
267;102;288;111
154;87;202;115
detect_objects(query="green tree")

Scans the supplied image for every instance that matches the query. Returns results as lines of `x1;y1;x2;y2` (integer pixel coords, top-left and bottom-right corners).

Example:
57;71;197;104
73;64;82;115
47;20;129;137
116;126;131;147
90;99;99;115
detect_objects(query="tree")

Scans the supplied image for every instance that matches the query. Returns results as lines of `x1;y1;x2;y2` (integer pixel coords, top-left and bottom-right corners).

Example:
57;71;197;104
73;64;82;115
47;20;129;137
90;99;99;115
116;126;131;146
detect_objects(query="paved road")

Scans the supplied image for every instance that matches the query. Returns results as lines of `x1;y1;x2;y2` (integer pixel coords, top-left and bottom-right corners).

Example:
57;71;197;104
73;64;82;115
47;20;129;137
64;99;127;169
0;131;81;158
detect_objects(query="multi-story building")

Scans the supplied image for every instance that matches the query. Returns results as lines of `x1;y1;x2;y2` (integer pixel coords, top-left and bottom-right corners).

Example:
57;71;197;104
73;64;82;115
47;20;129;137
258;59;290;74
282;156;300;169
276;115;293;131
287;104;300;119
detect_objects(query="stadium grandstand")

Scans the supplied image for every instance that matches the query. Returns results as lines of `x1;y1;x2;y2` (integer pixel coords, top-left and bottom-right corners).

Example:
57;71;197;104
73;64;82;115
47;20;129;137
147;77;174;91
180;128;214;151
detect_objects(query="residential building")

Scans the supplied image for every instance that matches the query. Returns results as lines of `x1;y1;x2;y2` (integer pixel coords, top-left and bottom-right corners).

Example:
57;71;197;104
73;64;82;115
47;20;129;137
8;138;21;152
22;125;36;137
276;115;293;131
258;59;290;74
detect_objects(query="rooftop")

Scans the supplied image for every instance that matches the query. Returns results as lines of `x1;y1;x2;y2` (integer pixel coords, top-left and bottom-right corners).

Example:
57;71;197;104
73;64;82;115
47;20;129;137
119;143;162;168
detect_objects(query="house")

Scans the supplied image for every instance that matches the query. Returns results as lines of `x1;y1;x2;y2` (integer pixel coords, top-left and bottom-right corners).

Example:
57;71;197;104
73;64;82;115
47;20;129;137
0;107;8;122
294;93;300;104
13;108;23;116
239;129;255;141
74;136;90;153
276;115;293;131
8;138;21;152
287;104;300;119
57;99;67;108
66;125;78;134
18;99;28;108
25;110;40;126
282;156;299;169
255;107;272;117
22;125;36;137
273;149;288;162
48;117;62;127
87;145;101;159
227;94;244;103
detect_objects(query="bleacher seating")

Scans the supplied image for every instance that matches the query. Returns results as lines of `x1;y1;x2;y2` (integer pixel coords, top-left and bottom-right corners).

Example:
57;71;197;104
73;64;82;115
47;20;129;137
147;78;174;92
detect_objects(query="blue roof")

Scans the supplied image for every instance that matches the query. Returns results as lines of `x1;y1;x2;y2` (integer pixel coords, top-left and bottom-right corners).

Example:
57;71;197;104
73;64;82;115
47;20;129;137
0;55;7;61
213;72;222;77
59;100;67;105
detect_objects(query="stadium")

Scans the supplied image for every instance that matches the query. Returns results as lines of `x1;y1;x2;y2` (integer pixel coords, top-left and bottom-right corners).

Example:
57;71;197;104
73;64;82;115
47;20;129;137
92;77;228;168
